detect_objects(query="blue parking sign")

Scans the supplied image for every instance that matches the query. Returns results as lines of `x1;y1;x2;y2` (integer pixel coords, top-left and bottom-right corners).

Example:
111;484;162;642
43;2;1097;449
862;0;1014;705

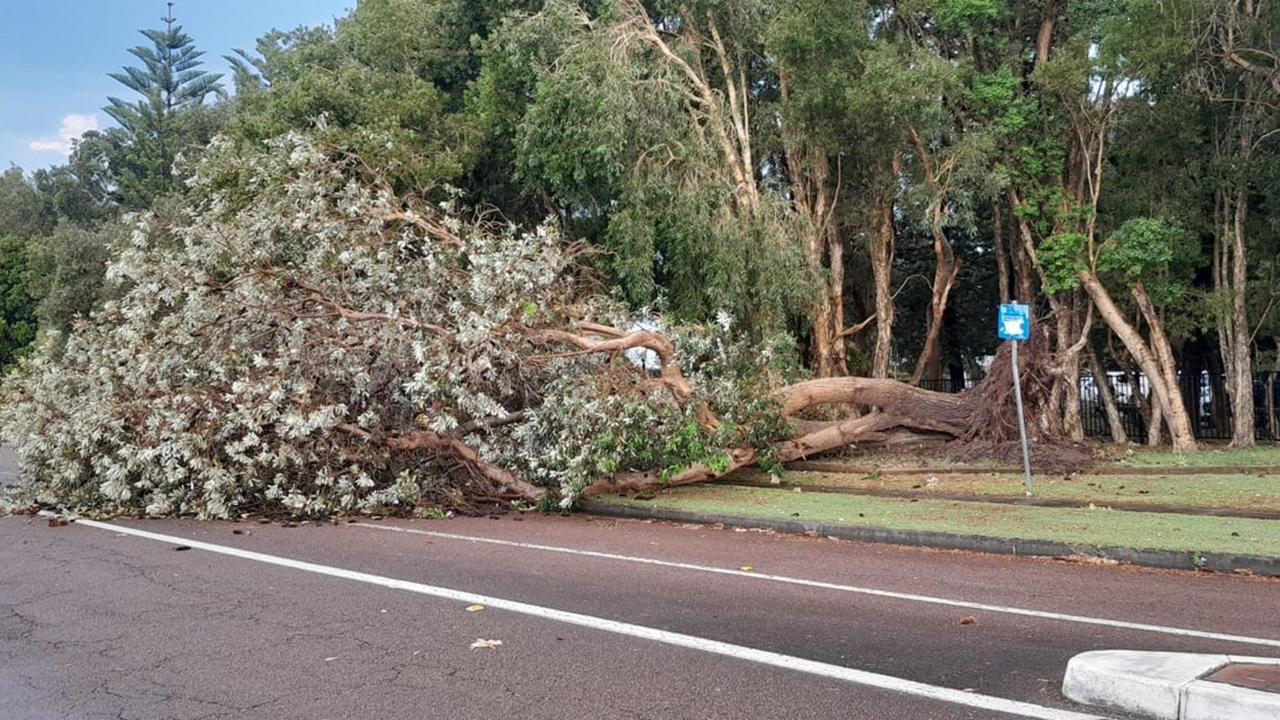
998;303;1031;341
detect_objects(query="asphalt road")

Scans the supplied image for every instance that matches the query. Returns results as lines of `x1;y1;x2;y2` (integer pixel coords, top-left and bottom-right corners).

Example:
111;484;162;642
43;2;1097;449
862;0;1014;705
2;510;1278;719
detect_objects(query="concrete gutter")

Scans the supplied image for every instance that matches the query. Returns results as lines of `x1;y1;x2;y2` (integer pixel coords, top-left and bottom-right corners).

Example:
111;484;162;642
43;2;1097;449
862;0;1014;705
581;502;1280;577
1062;650;1280;719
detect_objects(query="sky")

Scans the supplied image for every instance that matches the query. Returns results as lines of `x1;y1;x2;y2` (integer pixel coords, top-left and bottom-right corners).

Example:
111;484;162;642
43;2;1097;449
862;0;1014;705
0;0;354;171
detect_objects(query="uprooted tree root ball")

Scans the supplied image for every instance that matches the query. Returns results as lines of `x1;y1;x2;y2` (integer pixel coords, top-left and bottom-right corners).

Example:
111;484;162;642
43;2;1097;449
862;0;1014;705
0;136;1079;519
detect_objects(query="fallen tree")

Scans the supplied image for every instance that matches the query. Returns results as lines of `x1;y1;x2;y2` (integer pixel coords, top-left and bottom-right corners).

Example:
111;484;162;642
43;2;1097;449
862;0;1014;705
0;134;1072;518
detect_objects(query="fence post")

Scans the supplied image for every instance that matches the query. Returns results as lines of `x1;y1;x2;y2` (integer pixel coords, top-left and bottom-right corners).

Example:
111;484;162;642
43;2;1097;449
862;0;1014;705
1269;372;1277;442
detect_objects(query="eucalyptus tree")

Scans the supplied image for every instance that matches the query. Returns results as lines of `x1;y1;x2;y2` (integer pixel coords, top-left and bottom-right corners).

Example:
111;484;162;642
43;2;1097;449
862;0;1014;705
1191;0;1280;446
1104;0;1280;447
508;0;816;344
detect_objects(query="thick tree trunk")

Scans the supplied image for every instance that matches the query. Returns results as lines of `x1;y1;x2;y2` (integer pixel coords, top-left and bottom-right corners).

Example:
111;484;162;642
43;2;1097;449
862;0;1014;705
1079;270;1196;452
907;129;960;386
551;321;1073;502
1131;282;1196;447
1035;6;1057;71
826;225;847;375
809;286;843;378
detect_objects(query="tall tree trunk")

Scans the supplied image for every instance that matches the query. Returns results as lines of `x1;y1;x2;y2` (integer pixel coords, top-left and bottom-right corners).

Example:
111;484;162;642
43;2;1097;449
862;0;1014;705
869;160;898;379
1079;270;1197;451
908;128;960;386
1034;2;1058;71
780;115;846;378
993;202;1011;304
910;220;959;385
1226;189;1255;446
1088;350;1127;444
1053;292;1088;441
825;223;848;376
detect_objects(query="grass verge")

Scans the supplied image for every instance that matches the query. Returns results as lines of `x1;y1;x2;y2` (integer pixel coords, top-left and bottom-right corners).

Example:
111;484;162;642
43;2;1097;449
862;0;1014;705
594;484;1280;557
728;470;1280;514
1118;445;1280;468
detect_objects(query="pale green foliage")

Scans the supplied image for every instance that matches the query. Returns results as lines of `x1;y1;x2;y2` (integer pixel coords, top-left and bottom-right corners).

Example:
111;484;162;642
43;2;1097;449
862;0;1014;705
0;133;796;517
0;133;580;518
508;319;801;506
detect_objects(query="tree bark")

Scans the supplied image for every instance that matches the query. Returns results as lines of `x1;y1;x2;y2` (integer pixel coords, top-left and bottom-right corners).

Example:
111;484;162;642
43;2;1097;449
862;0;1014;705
907;127;961;385
1053;292;1088;441
1226;189;1256;446
1079;269;1196;451
1147;388;1165;447
910;219;959;385
1034;3;1058;71
1088;351;1128;444
826;223;848;375
780;89;846;378
869;176;897;379
993;202;1011;304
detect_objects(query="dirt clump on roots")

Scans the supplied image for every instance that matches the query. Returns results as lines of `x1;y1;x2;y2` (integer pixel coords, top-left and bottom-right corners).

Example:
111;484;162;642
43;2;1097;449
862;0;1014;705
940;439;1098;474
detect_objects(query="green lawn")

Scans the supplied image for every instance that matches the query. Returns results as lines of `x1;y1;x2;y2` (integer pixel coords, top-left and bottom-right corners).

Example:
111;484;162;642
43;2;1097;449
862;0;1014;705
595;484;1280;557
1118;446;1280;468
727;469;1280;514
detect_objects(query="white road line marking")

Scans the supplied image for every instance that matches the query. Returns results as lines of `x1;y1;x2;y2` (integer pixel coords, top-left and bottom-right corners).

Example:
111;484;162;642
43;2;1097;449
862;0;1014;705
66;516;1107;720
352;522;1280;650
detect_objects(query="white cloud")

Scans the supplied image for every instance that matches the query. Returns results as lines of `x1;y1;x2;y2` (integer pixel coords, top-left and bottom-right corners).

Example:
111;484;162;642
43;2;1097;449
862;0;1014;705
28;113;99;154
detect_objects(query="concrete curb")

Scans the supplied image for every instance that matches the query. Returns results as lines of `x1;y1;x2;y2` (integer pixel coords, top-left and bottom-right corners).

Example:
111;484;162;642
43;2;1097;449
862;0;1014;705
786;460;1280;477
1062;650;1280;719
717;478;1280;520
580;502;1280;577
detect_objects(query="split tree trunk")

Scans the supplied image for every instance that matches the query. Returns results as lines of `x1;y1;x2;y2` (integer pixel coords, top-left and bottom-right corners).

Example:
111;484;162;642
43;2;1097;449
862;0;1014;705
1079;270;1196;452
869;174;897;379
908;127;961;386
1216;188;1255;446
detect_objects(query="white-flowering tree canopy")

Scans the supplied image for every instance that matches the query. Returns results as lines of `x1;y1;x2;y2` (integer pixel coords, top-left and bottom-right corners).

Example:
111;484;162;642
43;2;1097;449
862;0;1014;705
1;132;1046;519
2;134;588;516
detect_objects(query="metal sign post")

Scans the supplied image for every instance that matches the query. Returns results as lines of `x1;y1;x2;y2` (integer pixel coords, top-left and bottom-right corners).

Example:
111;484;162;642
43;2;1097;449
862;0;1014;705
998;304;1033;496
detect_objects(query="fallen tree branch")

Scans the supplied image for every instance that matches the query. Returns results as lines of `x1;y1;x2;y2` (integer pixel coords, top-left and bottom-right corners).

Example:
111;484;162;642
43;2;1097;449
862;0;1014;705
530;327;692;402
839;314;877;338
335;422;542;501
775;377;971;435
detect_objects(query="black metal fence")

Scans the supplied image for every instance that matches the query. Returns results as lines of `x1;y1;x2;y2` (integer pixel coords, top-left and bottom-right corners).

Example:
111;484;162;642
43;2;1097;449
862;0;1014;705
917;373;1280;442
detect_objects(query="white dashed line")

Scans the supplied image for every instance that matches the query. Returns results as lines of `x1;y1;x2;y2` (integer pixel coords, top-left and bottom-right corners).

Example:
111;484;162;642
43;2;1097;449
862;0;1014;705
352;522;1280;650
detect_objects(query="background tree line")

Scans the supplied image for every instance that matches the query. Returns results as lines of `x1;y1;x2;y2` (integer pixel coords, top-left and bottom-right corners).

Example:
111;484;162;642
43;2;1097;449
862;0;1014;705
2;0;1279;452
